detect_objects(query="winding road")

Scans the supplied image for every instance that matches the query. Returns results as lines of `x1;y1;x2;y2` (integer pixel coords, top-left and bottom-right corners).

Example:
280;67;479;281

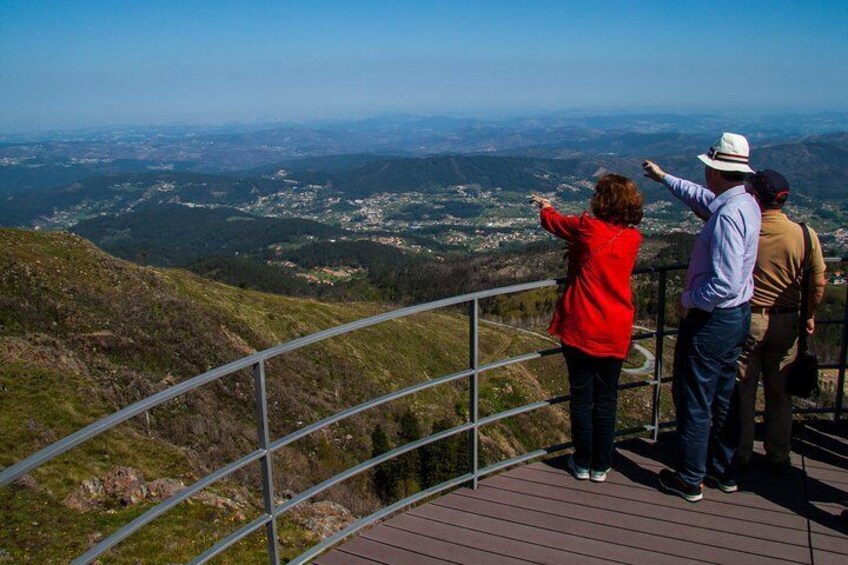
480;319;659;375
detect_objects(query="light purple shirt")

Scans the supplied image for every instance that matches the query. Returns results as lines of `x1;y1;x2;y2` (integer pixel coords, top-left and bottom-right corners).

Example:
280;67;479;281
663;174;761;312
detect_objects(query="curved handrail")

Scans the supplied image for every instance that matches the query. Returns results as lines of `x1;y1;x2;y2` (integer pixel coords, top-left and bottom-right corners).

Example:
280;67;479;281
2;258;846;565
0;260;699;486
0;277;562;487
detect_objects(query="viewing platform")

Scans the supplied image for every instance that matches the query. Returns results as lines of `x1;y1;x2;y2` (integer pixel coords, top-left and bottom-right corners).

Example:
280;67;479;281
1;261;845;563
319;422;848;565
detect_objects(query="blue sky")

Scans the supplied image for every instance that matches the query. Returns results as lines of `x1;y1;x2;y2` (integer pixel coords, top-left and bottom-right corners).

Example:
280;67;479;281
1;0;847;132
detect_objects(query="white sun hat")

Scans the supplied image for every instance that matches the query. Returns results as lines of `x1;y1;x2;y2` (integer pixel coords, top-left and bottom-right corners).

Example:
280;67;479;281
697;132;754;173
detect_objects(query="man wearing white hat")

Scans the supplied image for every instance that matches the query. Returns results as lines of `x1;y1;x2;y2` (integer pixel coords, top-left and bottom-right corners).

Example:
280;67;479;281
643;132;761;502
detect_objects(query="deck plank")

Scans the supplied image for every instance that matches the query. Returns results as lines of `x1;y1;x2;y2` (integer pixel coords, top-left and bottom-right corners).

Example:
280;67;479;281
516;464;810;519
318;424;847;564
802;420;848;560
811;531;848;553
314;549;385;565
361;525;530;565
388;513;606;565
476;475;809;544
433;488;808;564
334;536;458;564
812;549;848;565
407;502;701;565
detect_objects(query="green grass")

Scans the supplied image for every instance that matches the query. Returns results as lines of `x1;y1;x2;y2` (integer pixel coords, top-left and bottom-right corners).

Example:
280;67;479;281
0;482;313;563
1;228;578;563
0;359;304;563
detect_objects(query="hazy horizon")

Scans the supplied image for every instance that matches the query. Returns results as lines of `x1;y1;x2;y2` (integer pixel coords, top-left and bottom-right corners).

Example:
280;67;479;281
5;106;848;141
3;1;847;134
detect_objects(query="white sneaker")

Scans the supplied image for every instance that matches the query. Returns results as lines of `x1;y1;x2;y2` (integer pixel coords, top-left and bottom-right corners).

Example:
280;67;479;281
590;468;611;482
567;455;590;480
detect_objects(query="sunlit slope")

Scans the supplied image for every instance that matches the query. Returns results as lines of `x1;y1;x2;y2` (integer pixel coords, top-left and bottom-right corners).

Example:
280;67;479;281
0;228;567;563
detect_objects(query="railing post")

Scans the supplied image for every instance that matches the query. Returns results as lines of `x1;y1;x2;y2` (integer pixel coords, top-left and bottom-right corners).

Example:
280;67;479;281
468;299;479;489
835;284;848;420
253;360;280;564
651;270;668;441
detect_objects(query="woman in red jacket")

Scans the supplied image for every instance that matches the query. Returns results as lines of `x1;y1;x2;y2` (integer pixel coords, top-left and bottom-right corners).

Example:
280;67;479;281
531;174;643;482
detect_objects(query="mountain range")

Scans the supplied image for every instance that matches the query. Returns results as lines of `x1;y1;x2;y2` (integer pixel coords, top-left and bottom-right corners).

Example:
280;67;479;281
3;130;847;230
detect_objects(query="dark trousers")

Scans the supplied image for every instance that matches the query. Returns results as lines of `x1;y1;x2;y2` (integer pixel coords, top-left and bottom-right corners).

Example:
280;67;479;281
564;345;623;472
673;304;750;487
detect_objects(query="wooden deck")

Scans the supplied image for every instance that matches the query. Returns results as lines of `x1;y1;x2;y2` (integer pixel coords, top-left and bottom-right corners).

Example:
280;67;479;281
317;420;848;564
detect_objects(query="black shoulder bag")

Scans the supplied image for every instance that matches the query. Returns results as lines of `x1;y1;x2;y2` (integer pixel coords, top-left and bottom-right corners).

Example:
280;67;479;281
786;223;820;398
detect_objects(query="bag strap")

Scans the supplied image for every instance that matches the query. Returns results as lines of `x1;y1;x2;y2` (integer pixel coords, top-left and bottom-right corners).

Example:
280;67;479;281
797;223;812;352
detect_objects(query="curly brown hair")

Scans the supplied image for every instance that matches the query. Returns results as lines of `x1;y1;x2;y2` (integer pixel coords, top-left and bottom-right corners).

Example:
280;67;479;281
590;173;644;226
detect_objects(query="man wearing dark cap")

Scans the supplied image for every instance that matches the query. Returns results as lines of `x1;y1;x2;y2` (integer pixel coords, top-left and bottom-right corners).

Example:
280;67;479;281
643;132;761;502
737;170;826;473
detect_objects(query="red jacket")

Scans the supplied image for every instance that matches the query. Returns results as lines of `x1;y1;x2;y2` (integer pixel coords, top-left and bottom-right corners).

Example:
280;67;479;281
541;207;642;359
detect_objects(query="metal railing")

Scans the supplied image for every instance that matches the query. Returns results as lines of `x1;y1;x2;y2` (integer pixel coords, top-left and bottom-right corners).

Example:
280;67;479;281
1;260;846;564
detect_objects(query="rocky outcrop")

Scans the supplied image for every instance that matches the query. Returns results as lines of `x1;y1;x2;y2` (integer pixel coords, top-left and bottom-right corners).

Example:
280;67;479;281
64;467;149;511
102;466;149;506
64;477;107;512
61;465;253;521
63;466;181;511
147;477;185;500
290;500;355;540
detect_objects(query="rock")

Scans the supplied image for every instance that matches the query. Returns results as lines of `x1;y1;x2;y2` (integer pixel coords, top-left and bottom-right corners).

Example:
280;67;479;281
196;490;245;511
290;501;354;539
63;478;105;512
102;466;148;506
63;465;195;512
13;473;40;492
147;478;185;501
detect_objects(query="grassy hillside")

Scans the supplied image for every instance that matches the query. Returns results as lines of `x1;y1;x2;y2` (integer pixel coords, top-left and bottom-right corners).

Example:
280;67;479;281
0;228;591;563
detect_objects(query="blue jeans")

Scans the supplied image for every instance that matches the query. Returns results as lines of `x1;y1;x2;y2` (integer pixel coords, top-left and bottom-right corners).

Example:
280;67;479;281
672;304;750;487
564;345;623;472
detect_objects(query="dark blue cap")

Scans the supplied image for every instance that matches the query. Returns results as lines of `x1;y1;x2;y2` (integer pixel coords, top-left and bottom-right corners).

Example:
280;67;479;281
748;169;790;204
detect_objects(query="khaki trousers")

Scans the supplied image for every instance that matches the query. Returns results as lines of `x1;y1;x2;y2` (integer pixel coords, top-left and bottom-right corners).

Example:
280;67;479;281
737;310;798;464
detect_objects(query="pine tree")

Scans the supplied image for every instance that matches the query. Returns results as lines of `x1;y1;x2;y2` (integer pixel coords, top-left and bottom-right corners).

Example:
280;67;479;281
395;409;422;497
420;418;459;487
370;424;393;502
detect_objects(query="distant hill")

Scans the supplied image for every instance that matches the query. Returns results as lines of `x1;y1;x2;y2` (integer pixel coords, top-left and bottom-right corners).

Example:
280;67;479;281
1;128;846;236
0;171;281;227
756;139;848;201
4;112;848;174
499;131;716;159
71;204;344;266
247;153;402;175
0;158;198;197
186;255;319;296
299;155;606;197
70;205;445;302
648;135;848;202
